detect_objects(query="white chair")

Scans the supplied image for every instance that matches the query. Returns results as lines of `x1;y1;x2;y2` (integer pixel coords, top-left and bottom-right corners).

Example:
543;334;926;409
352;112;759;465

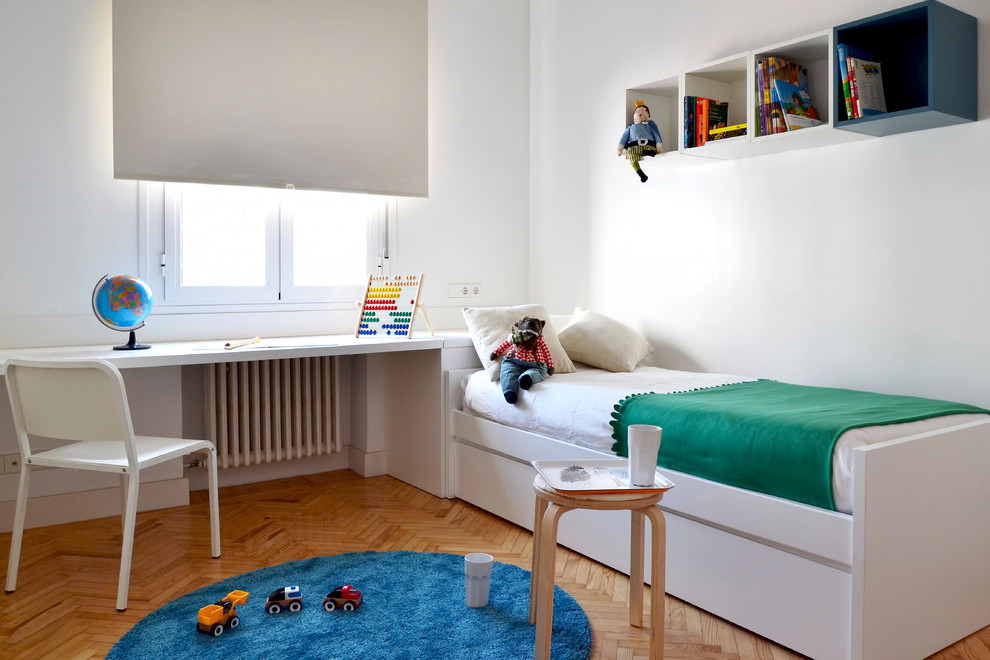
3;357;220;610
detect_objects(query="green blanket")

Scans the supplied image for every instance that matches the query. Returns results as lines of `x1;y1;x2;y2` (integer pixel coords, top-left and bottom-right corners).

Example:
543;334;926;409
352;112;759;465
610;379;988;510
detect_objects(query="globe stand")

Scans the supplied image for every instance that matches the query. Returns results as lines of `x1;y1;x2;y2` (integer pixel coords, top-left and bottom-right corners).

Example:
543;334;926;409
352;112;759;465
114;330;150;351
93;274;154;351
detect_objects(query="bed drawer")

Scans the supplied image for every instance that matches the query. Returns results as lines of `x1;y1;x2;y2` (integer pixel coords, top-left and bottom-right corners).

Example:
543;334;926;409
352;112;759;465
660;468;853;570
665;511;852;660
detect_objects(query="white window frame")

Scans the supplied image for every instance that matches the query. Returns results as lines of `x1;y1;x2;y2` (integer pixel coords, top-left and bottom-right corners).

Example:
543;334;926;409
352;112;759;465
138;182;394;313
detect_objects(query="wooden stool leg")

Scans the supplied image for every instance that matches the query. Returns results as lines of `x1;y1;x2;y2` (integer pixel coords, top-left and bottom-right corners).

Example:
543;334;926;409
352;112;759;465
530;493;550;624
630;508;646;627
645;506;667;660
535;502;567;660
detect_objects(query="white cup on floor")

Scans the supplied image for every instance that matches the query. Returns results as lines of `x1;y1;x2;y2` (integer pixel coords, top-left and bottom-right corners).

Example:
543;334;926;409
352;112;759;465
465;553;494;607
628;424;662;486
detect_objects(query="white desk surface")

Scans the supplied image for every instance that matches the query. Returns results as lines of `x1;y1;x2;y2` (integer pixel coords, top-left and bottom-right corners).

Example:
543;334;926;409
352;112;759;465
0;332;475;372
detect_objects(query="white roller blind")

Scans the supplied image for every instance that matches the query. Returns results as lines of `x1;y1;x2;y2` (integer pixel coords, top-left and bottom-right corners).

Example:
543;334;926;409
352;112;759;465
112;0;427;197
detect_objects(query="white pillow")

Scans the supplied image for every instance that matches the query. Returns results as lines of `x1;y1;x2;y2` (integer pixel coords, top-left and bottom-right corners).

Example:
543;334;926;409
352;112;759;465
557;307;653;372
462;304;575;381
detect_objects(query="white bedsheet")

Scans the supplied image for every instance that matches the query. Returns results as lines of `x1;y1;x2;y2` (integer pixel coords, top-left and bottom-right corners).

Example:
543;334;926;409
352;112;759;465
462;365;987;514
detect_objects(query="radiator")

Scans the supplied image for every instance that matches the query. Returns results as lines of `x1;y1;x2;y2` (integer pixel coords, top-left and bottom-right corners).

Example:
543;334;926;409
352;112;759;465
204;357;341;468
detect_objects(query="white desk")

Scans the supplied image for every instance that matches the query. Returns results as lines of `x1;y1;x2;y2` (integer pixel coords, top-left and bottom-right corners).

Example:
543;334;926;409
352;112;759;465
0;333;460;372
0;333;480;531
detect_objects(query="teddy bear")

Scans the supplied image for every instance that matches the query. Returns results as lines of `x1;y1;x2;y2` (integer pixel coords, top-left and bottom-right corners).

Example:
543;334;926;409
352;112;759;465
489;316;555;404
617;99;663;182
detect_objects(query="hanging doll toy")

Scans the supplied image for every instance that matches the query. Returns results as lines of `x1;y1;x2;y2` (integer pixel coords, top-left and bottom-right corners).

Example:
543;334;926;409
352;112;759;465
617;100;663;182
489;316;555;404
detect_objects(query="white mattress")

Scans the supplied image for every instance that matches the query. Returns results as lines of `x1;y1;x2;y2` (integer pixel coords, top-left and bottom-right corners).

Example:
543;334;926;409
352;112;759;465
462;365;987;514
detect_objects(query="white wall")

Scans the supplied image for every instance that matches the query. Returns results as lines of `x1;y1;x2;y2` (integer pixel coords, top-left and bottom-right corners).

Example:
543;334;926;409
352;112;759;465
0;0;530;349
531;0;990;406
0;0;530;498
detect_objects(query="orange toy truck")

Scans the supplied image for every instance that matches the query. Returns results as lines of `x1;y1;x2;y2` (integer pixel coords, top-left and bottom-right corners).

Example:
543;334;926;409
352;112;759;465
197;590;249;636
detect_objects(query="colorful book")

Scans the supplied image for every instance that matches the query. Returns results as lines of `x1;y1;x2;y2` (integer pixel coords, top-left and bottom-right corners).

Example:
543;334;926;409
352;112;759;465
708;123;747;140
770;58;810;93
767;57;810;133
696;97;709;146
683;95;696;148
773;79;822;131
768;81;785;134
837;44;876;119
706;99;729;141
836;43;854;120
766;57;780;133
848;57;886;116
756;58;770;135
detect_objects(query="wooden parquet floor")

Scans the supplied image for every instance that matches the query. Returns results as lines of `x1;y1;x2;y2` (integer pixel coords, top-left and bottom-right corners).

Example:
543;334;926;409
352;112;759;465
1;469;989;659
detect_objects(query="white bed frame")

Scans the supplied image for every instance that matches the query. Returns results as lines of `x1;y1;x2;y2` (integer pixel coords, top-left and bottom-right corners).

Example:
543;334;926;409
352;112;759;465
444;367;990;660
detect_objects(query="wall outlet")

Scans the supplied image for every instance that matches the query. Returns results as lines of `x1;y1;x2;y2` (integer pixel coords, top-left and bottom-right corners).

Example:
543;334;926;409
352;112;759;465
446;283;482;299
3;454;21;474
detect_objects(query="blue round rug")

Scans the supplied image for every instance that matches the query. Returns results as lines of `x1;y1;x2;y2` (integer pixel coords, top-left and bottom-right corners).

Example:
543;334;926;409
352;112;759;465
108;550;592;660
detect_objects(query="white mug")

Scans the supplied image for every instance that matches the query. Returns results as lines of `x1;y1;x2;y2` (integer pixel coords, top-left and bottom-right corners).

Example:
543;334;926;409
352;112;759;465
628;424;662;486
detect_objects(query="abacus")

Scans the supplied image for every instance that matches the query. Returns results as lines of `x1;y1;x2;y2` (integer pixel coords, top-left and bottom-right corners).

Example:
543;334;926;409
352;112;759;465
355;274;434;338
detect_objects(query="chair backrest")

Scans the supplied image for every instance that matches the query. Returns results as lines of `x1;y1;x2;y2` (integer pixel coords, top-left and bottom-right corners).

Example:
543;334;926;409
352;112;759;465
4;358;136;459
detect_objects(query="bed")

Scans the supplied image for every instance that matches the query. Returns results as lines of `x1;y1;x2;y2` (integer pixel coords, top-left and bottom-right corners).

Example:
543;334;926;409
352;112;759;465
444;306;990;660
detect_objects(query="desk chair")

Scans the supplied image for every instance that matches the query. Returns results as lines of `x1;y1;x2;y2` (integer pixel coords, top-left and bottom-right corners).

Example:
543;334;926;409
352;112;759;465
3;357;220;610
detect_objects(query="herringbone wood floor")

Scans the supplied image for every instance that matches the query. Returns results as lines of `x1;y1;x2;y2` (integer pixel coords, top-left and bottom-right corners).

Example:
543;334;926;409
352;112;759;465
1;470;988;659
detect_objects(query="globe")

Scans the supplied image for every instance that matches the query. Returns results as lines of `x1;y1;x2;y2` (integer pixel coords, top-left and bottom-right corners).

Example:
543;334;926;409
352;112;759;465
91;274;154;350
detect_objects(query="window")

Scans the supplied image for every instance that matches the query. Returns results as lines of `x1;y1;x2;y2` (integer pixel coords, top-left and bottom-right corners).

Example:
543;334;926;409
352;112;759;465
141;182;391;309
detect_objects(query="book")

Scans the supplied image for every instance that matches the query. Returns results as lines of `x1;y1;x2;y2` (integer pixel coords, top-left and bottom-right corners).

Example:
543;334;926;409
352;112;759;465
766;57;810;134
765;56;781;133
756;58;770;135
837;44;877;119
708;123;747;140
696;97;709;146
836;43;855;120
849;64;860;117
773;79;822;131
848;57;886;116
706;99;728;142
683;95;696;148
768;80;785;134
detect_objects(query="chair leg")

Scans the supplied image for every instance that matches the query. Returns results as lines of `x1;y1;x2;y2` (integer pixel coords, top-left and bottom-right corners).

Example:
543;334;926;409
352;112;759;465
5;464;31;593
116;471;140;611
119;473;127;529
206;447;221;558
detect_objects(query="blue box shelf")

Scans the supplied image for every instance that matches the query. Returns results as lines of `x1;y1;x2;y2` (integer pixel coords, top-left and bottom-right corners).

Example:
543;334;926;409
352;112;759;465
833;0;977;137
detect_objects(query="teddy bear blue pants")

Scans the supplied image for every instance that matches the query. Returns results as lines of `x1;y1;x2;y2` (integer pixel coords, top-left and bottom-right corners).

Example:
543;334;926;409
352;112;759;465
500;357;548;403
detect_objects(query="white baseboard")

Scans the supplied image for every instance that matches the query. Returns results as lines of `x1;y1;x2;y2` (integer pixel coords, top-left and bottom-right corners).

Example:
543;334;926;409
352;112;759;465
348;445;387;477
186;453;350;490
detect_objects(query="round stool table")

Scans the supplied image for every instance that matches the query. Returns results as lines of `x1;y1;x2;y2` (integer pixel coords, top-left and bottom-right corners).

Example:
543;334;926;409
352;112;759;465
529;473;667;660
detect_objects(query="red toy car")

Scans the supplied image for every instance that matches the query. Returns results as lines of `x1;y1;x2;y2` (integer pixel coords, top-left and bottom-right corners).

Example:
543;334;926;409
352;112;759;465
266;586;303;613
323;585;362;612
